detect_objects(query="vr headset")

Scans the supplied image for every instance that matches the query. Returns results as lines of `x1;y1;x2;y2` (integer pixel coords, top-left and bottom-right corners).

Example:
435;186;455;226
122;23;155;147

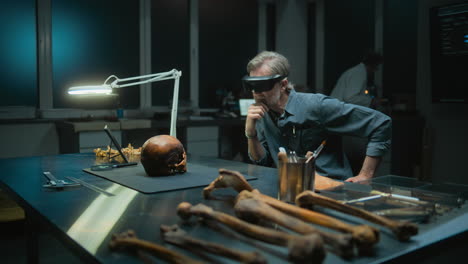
242;74;287;93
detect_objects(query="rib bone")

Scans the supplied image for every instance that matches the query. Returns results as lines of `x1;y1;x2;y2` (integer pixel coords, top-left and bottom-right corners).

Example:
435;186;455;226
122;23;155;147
109;230;203;264
296;191;418;241
237;190;379;252
160;224;267;264
177;202;326;264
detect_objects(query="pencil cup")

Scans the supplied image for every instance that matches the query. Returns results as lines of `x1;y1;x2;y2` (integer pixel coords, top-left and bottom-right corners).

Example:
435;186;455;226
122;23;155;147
278;157;315;203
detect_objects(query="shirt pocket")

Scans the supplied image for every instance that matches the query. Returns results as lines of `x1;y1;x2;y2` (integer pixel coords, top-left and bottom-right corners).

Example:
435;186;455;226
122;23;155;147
287;126;324;156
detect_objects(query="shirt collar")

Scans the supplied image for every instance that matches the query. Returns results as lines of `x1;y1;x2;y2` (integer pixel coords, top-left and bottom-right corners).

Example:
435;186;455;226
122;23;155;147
281;89;298;118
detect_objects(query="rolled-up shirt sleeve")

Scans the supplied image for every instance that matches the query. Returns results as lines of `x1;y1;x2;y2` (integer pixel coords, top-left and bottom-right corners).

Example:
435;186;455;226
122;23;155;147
248;124;274;167
318;96;392;157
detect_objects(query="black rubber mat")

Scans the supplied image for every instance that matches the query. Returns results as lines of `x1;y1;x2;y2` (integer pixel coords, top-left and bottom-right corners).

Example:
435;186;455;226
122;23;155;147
84;162;256;194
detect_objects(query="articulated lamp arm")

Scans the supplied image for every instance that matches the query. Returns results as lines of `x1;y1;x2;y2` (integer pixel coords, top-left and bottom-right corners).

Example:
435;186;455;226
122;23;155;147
68;69;182;137
109;69;181;137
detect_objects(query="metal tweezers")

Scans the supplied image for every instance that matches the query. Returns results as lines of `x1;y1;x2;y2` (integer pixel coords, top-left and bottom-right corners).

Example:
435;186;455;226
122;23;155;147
43;171;80;189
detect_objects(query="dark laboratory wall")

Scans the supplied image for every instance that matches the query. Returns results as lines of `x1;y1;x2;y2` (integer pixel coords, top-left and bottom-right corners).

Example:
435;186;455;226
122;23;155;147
323;0;375;95
199;0;258;108
383;1;420;178
383;0;418;99
307;2;316;92
266;3;276;51
0;1;37;107
151;1;190;107
52;0;140;109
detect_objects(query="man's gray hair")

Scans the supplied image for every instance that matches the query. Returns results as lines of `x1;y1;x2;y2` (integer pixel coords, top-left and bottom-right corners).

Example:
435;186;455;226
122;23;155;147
246;51;290;76
246;51;294;92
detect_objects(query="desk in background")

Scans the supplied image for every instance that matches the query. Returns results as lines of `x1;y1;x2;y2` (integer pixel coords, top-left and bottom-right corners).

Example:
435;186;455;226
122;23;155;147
56;118;248;161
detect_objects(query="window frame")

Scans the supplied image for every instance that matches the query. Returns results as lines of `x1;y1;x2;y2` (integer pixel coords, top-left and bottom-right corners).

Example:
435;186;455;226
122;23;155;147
35;0;268;119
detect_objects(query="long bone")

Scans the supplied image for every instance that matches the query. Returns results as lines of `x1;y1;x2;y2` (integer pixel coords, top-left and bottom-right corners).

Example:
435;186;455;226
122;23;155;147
109;230;203;264
203;169;379;251
237;190;379;252
160;224;267;264
296;191;418;241
203;168;343;200
203;169;254;199
234;196;355;259
177;202;326;264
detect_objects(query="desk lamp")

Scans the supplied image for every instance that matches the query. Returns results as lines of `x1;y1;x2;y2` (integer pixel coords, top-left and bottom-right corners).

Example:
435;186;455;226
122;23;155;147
68;69;182;137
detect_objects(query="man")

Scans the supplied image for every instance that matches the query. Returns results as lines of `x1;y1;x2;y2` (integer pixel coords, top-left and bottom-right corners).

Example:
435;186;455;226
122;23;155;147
243;51;391;182
330;51;383;108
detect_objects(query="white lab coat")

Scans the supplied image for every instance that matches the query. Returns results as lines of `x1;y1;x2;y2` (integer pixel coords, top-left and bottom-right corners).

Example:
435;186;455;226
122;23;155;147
330;63;373;107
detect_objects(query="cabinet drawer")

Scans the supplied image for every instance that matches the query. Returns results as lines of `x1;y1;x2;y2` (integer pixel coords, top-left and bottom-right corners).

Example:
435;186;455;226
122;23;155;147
187;126;218;141
79;131;122;148
187;141;218;157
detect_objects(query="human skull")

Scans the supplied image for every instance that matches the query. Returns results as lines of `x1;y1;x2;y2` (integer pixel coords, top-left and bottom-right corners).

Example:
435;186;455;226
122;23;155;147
140;135;187;176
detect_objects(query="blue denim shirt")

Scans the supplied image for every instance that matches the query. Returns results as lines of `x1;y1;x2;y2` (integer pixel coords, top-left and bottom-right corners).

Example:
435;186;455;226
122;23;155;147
249;90;392;180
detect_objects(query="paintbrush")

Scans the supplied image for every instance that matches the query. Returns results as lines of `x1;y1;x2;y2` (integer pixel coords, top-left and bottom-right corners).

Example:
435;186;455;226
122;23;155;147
306;140;327;163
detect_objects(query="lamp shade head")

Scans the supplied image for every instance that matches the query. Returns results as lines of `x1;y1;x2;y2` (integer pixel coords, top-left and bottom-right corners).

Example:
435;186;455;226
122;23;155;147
68;84;113;95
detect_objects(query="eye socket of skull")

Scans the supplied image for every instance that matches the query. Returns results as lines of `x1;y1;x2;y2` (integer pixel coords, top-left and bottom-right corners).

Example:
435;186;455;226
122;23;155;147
140;135;187;176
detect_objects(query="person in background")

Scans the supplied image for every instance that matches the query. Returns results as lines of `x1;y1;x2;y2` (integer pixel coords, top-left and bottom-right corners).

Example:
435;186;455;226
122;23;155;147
242;51;391;182
330;51;384;109
330;51;385;175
